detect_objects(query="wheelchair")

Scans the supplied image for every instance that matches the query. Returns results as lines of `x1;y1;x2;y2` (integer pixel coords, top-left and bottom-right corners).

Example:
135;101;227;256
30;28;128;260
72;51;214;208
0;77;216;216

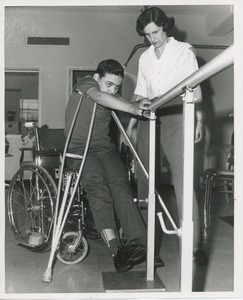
7;121;99;265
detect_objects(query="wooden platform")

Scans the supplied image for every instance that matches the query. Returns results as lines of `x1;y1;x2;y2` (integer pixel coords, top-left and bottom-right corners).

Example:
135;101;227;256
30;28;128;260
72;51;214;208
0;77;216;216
102;270;166;292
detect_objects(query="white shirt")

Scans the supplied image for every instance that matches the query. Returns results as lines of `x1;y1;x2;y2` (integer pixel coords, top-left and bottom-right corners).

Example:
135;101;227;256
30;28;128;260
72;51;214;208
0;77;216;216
134;37;199;100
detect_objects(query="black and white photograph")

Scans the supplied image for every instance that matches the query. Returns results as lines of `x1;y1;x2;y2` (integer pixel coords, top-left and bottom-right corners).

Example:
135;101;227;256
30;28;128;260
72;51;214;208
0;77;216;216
1;0;242;299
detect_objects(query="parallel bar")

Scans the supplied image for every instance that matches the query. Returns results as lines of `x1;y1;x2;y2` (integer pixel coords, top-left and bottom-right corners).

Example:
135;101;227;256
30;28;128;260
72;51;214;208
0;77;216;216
145;45;233;288
193;44;228;50
146;111;156;281
123;43;228;68
180;89;195;292
149;45;233;111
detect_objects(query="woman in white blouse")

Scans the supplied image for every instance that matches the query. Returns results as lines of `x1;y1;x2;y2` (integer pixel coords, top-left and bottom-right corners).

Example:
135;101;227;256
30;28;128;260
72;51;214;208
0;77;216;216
127;6;208;267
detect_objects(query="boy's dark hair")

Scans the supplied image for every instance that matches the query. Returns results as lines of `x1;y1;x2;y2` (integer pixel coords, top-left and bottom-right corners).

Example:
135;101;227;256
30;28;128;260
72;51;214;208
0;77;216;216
136;7;175;36
96;59;124;79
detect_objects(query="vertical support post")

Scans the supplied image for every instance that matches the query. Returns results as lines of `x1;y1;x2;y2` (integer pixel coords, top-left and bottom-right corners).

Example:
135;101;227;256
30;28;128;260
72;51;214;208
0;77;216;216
180;88;195;292
146;111;156;281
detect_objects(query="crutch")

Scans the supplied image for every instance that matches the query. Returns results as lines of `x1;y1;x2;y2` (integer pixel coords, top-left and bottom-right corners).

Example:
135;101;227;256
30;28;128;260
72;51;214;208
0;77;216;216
111;111;180;235
42;91;97;283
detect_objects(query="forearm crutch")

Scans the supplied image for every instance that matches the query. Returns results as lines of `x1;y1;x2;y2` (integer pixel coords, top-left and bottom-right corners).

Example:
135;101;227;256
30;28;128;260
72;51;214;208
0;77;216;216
111;111;180;235
42;91;97;283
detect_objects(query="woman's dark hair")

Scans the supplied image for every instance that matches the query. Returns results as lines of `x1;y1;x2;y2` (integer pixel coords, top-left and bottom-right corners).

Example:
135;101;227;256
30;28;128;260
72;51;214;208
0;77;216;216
136;7;175;36
96;59;124;78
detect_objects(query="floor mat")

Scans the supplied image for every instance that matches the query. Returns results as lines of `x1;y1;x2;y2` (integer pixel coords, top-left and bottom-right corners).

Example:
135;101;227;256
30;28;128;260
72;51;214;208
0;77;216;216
219;215;234;226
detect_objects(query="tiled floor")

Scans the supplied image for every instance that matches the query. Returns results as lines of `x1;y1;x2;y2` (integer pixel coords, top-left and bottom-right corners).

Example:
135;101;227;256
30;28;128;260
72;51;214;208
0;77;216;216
4;184;234;297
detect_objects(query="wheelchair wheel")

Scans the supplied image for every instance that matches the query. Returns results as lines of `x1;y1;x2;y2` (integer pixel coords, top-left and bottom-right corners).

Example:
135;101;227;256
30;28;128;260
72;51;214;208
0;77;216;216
7;163;57;251
57;231;89;265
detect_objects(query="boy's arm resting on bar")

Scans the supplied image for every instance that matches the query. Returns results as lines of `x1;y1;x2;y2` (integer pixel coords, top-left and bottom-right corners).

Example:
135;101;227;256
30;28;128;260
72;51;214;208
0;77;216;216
86;86;151;116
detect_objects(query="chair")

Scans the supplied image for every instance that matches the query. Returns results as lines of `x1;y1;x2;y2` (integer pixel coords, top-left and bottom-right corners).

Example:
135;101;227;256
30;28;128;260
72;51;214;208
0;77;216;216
201;132;234;240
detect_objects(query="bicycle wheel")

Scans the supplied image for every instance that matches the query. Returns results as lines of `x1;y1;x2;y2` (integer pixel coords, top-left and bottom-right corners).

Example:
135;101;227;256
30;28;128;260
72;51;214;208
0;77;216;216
57;231;89;264
7;163;57;251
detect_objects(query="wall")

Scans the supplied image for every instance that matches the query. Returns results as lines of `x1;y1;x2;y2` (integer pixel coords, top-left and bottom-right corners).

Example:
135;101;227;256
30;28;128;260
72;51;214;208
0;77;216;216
171;13;234;170
4;6;234;176
5;6;142;128
173;13;234;146
5;7;233;129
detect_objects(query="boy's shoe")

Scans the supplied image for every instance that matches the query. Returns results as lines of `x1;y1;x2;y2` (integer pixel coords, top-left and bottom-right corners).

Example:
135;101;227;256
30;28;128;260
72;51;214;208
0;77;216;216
113;257;133;273
113;243;147;272
125;243;147;264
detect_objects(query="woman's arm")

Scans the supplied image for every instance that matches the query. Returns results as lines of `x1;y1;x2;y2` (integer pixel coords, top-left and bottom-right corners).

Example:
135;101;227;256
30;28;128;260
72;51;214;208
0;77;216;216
194;86;205;143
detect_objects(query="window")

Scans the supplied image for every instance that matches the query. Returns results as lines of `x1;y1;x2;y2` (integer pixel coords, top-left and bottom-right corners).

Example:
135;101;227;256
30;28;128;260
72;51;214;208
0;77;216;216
67;68;95;97
72;70;95;87
5;69;39;134
20;99;39;121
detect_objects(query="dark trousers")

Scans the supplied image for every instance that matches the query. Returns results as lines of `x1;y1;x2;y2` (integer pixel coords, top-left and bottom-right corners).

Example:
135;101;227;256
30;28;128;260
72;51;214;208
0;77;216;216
68;143;146;242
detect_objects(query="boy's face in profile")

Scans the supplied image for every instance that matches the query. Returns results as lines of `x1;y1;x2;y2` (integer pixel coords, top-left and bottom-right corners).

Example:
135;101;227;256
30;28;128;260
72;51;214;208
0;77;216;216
95;73;122;95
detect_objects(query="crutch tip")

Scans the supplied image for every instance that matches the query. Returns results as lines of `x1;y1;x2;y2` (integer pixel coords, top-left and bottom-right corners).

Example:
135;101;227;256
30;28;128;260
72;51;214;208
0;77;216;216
42;268;53;283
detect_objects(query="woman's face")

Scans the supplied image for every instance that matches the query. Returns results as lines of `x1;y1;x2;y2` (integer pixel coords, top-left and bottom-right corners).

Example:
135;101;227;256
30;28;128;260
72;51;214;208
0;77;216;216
143;22;168;49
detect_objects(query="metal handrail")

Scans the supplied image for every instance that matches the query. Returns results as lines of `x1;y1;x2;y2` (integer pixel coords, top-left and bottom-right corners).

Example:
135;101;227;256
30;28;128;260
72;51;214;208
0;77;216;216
149;44;234;111
145;44;234;287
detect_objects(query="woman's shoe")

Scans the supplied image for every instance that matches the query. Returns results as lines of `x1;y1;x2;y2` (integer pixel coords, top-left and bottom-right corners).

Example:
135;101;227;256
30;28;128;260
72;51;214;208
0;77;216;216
193;249;208;266
154;256;165;268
